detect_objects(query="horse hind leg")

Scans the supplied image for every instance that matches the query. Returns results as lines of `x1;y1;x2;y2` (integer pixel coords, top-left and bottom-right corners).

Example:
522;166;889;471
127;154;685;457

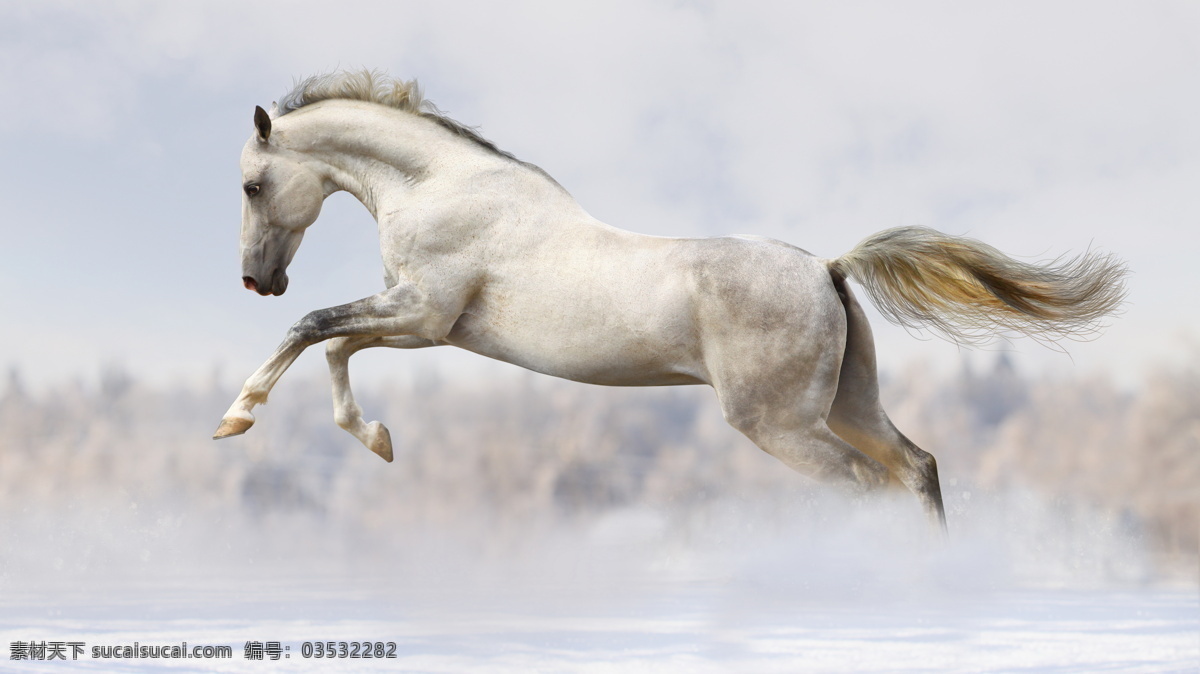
827;275;948;531
726;410;892;495
713;343;890;497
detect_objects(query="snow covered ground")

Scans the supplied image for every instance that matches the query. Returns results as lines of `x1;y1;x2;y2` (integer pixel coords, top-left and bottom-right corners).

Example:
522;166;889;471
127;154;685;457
2;492;1196;672
4;586;1195;672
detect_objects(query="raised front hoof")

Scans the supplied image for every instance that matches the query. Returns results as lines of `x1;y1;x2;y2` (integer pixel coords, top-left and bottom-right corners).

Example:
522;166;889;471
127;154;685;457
366;421;394;463
213;414;255;439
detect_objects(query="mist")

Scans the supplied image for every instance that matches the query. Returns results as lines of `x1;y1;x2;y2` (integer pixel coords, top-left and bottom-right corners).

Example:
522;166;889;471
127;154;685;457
1;352;1195;670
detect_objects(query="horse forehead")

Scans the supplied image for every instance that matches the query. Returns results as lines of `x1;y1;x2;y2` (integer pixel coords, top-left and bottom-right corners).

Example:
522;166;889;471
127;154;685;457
239;141;277;176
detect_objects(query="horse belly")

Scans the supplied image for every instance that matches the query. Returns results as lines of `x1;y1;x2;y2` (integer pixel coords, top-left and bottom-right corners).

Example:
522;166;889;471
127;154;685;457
444;288;705;386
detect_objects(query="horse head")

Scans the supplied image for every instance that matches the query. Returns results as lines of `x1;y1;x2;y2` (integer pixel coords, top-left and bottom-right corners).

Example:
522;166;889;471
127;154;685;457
237;105;325;296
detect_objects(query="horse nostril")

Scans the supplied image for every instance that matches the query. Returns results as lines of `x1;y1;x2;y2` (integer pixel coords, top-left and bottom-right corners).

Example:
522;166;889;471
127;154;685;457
243;276;259;291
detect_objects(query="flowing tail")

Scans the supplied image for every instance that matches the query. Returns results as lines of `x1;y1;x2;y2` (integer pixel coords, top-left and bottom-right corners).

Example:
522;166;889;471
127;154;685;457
830;227;1128;345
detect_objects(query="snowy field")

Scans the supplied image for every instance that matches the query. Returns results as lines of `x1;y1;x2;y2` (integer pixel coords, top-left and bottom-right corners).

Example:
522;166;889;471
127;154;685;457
4;586;1195;672
2;492;1196;672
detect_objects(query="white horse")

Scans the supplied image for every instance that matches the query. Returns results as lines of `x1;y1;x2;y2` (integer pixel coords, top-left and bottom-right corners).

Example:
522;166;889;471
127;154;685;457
214;71;1126;530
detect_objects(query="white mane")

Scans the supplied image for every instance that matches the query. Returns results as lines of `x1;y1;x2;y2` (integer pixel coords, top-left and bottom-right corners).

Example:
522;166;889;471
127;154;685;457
277;70;519;162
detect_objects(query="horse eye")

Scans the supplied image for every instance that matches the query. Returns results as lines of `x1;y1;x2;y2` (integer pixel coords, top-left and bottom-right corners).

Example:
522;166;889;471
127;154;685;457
244;183;261;197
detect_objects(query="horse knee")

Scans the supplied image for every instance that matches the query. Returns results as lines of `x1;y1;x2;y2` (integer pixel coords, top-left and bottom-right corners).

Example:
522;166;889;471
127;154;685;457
287;313;322;345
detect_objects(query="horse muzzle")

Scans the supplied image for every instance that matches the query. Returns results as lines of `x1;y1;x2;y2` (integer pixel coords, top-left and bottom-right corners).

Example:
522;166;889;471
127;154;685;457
242;269;289;296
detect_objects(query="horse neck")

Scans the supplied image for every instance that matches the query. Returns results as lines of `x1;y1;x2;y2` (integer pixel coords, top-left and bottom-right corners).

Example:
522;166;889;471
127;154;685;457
275;101;497;218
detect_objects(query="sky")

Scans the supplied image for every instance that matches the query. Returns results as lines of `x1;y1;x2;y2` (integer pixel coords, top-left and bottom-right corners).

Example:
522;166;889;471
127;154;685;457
2;0;1199;390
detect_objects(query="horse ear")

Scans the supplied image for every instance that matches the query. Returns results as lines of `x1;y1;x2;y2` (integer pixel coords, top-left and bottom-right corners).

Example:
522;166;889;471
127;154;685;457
254;105;272;142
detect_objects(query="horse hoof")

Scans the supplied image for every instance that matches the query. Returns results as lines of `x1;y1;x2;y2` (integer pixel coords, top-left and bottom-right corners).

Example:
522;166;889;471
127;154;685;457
213;413;255;439
367;421;394;463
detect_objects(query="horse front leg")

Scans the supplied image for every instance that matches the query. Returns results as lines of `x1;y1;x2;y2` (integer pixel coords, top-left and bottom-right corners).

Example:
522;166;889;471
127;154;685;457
212;337;307;439
212;284;452;441
325;335;437;462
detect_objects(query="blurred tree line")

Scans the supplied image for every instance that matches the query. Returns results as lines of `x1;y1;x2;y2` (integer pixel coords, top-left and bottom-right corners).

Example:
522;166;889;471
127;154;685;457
0;350;1195;575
